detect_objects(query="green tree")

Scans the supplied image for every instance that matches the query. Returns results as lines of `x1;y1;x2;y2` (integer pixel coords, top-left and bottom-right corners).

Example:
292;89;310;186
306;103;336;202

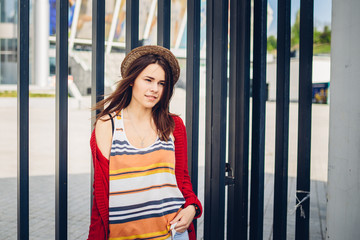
291;10;331;51
291;10;300;47
313;27;321;44
267;35;277;51
319;25;331;44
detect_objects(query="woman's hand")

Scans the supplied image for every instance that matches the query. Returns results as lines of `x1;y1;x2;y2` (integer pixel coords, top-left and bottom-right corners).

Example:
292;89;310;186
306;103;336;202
170;205;196;233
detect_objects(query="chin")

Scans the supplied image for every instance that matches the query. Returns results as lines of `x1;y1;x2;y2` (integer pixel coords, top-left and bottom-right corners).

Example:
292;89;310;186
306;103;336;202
144;100;160;108
143;103;157;109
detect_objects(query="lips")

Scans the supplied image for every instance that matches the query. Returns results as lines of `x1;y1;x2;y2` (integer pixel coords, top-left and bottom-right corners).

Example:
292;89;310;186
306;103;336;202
145;95;157;101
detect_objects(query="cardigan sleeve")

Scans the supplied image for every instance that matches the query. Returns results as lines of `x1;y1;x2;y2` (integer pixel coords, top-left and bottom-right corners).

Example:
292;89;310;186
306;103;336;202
87;130;109;240
87;184;106;240
172;116;203;219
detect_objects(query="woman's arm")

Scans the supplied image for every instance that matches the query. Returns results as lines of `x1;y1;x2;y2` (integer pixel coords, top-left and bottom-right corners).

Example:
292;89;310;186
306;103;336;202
171;115;203;232
172;115;203;216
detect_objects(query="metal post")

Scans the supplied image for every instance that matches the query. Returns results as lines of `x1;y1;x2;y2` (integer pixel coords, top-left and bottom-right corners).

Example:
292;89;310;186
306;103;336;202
296;0;314;239
17;0;30;239
227;0;251;239
91;0;105;123
249;0;267;239
204;0;228;239
273;0;291;239
91;0;105;207
126;0;139;53
55;0;68;239
157;0;171;48
186;0;200;233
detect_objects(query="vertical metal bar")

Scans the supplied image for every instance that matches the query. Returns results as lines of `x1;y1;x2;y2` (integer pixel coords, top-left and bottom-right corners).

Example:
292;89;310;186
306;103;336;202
126;0;139;53
186;0;200;233
249;0;267;239
55;0;68;239
186;0;200;199
227;0;251;239
204;0;213;237
91;0;105;126
296;0;313;239
273;0;291;239
90;0;105;208
157;0;171;49
17;1;30;239
204;0;228;239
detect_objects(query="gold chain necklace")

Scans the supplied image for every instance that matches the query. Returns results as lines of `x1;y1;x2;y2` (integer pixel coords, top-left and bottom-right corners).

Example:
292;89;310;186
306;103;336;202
126;108;147;147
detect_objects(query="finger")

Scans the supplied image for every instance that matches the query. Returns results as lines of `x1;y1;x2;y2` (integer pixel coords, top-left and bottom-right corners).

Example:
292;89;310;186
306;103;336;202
174;217;188;231
174;227;187;233
174;222;186;233
174;222;185;231
175;221;190;233
170;213;183;225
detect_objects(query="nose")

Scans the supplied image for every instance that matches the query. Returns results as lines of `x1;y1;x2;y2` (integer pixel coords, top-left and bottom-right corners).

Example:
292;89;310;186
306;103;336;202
150;82;159;93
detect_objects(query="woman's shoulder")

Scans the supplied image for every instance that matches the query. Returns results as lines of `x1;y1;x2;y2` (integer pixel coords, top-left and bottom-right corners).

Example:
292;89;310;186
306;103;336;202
95;114;113;132
94;114;115;159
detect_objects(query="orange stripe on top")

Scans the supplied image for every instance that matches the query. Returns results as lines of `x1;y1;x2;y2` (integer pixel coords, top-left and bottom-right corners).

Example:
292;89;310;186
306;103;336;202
109;230;170;240
109;149;175;170
109;210;180;239
110;162;174;175
109;168;175;181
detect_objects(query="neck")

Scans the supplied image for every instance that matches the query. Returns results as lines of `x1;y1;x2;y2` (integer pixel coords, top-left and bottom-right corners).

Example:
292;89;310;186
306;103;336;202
125;103;153;121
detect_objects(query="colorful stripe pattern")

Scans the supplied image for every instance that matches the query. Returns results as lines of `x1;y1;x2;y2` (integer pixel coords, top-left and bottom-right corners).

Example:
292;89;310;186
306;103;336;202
109;110;185;240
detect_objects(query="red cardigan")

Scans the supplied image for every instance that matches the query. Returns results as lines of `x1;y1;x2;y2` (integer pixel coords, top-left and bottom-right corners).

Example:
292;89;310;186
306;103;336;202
87;115;202;240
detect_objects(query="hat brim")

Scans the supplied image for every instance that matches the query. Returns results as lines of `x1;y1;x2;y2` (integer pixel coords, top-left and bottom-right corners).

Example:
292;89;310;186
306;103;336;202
121;45;180;84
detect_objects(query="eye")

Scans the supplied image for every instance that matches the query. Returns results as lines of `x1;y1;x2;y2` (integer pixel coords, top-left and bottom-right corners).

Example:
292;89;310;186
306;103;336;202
145;78;152;82
159;81;166;86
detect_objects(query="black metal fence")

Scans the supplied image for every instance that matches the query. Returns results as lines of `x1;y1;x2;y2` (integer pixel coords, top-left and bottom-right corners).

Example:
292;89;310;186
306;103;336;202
16;0;314;239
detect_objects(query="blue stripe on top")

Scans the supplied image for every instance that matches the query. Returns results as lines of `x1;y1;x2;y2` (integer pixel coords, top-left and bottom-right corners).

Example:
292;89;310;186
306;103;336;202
109;208;180;225
110;139;174;156
109;197;185;212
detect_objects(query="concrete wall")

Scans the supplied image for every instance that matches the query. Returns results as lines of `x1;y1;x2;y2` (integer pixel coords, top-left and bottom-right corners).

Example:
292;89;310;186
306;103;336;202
327;0;360;239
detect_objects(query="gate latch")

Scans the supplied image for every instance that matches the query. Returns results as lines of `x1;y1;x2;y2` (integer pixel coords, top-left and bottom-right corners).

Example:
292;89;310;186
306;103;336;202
225;163;235;186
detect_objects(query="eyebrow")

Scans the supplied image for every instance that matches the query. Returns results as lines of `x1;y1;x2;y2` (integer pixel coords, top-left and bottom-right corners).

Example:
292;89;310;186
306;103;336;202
144;76;165;81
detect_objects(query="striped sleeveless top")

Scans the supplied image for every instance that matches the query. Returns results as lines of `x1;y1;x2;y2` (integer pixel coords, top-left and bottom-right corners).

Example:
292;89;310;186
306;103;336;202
109;110;185;240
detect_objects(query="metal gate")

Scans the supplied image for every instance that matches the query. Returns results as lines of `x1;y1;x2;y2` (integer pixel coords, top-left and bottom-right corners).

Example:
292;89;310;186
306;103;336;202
16;0;314;239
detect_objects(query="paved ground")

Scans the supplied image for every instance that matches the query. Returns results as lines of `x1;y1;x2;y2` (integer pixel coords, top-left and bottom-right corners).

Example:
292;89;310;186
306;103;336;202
0;88;328;239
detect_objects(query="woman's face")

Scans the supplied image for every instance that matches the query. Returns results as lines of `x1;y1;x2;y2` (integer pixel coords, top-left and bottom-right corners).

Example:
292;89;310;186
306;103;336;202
130;63;166;110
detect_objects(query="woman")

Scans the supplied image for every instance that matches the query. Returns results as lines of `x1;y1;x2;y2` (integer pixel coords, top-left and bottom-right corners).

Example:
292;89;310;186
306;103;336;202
87;45;202;240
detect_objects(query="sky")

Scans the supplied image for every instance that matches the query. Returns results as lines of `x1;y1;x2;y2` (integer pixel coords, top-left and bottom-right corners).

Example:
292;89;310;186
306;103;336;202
268;0;332;37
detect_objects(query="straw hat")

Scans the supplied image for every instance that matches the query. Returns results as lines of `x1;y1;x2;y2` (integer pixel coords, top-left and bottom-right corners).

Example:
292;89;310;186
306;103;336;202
121;45;180;83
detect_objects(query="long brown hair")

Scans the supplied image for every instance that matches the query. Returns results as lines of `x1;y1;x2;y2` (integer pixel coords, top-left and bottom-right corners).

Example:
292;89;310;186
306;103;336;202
93;54;176;141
